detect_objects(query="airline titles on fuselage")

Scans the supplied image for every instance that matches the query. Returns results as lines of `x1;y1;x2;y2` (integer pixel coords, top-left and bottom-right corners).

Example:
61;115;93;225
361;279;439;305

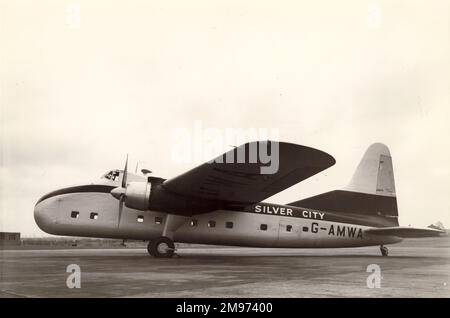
253;204;324;220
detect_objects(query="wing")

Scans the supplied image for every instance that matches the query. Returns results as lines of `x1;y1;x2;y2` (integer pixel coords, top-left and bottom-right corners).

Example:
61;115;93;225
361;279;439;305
162;141;335;205
365;226;446;238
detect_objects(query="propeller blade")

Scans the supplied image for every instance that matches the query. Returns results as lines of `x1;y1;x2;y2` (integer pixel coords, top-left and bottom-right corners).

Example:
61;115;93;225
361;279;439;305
113;154;129;228
117;196;124;228
122;154;128;188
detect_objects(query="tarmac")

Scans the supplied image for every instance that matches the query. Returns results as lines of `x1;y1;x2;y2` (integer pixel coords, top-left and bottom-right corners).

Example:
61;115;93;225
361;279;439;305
1;238;449;298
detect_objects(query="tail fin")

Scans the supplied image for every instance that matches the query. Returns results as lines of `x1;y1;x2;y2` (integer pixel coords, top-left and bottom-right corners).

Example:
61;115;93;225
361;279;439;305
288;143;399;227
344;143;396;197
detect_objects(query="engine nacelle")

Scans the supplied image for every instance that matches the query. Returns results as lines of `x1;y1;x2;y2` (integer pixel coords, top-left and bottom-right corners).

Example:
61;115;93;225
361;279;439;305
124;181;151;210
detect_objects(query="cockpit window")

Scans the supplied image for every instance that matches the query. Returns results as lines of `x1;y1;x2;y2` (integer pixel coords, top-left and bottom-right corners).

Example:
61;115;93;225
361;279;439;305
103;170;120;181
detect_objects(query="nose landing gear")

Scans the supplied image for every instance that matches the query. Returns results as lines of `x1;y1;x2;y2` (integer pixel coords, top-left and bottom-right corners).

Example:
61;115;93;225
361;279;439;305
380;245;389;257
147;237;175;258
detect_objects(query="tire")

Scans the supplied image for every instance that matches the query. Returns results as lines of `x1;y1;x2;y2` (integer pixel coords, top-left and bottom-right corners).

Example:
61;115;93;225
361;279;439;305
148;237;175;258
147;241;154;256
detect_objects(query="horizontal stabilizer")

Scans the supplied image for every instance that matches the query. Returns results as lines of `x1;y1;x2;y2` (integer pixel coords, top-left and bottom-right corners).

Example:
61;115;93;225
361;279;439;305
365;226;446;238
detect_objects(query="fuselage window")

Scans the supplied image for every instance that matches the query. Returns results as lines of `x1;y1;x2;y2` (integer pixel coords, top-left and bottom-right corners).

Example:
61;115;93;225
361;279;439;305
190;219;198;227
90;212;98;220
208;220;216;228
225;221;234;229
302;226;309;232
155;216;163;225
286;225;293;232
71;211;79;219
137;216;144;223
260;224;268;231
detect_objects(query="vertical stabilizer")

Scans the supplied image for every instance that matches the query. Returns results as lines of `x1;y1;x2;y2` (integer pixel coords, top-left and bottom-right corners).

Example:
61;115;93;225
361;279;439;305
344;143;396;197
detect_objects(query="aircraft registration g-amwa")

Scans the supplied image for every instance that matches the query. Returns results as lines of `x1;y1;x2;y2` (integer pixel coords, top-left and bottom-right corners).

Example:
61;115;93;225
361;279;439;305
34;141;445;258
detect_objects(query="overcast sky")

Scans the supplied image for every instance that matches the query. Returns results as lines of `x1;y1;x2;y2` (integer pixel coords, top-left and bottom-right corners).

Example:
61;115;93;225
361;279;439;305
1;0;449;236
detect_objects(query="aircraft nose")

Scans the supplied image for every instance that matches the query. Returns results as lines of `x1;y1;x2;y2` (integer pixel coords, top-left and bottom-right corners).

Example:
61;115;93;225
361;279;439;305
34;199;56;233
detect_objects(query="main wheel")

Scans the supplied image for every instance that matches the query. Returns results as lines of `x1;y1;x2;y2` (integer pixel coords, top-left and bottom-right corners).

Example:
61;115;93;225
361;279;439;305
147;241;154;256
148;237;175;258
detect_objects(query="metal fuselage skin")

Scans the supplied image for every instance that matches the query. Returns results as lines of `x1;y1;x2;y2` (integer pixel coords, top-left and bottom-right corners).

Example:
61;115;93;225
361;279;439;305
34;174;402;248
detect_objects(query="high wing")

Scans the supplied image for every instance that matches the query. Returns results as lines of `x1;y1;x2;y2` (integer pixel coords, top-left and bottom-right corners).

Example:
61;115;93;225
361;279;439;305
161;141;335;206
365;226;446;238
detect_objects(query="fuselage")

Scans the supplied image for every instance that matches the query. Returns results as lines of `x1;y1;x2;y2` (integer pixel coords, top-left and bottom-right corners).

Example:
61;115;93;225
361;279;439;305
34;171;402;248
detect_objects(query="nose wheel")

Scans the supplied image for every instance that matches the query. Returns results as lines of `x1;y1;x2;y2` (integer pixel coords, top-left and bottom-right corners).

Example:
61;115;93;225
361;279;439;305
147;237;175;258
380;245;389;257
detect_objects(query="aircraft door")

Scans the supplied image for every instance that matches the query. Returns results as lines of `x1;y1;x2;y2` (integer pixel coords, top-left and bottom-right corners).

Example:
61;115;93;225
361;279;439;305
277;221;300;247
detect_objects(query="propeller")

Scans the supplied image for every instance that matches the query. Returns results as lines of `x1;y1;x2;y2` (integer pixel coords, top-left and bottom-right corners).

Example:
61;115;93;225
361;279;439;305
110;154;153;214
111;155;128;228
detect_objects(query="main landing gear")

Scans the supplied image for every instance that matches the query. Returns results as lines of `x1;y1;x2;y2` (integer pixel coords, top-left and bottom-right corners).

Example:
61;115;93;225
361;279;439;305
147;237;175;258
147;214;188;258
380;245;389;257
